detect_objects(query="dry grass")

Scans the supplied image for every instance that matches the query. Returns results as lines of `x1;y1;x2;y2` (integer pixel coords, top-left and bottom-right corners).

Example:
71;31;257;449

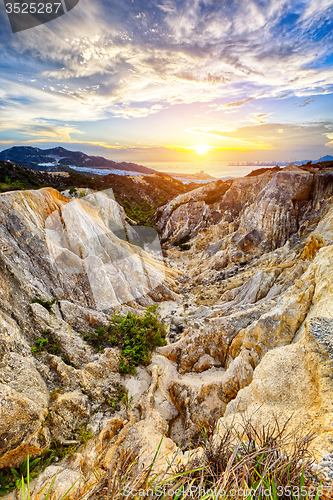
63;415;329;500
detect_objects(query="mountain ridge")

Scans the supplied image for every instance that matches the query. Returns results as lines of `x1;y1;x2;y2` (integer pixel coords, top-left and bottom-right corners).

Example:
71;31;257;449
0;146;155;174
0;159;197;225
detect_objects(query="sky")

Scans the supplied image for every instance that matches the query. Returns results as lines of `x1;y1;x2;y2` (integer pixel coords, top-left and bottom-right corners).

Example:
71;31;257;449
0;0;333;170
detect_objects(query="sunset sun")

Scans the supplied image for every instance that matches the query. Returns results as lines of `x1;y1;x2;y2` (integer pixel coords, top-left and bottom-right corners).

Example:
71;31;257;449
192;145;212;155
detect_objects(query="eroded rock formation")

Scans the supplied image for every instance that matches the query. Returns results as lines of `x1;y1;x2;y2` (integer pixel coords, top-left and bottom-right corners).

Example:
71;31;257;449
3;166;333;496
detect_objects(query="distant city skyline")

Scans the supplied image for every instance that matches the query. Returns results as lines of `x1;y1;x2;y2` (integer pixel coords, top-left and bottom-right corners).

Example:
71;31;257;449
0;0;333;166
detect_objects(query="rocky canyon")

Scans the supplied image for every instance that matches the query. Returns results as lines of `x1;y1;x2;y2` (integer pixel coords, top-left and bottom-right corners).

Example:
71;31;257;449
1;164;333;497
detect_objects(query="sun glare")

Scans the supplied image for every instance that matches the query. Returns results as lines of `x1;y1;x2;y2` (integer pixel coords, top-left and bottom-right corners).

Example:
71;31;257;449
192;145;212;155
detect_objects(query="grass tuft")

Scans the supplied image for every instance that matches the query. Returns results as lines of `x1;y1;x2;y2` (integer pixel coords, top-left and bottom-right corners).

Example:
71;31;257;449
3;416;329;499
74;415;324;500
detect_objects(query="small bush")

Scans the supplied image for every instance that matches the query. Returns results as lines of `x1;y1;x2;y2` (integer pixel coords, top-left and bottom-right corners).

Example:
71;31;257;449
49;387;63;402
41;440;78;465
32;297;57;314
100;383;133;413
83;305;167;374
31;331;75;365
31;335;60;356
174;235;191;251
121;199;155;225
4;176;25;189
178;243;191;251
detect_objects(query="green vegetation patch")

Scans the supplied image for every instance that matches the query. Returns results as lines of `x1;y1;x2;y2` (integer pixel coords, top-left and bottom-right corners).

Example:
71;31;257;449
83;305;167;374
0;445;77;495
121;199;156;225
32;297;57;314
174;234;191;251
99;383;133;413
0;456;41;495
177;243;191;251
31;334;60;356
31;328;74;366
0;161;47;192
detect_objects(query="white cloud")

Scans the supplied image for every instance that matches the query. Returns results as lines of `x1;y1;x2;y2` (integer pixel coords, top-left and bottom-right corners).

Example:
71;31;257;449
0;0;332;135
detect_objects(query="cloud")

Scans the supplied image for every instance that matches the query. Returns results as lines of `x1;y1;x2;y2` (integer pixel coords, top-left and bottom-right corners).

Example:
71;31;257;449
0;0;333;141
218;97;255;109
166;141;272;153
185;125;272;150
250;113;271;124
186;121;333;155
27;123;84;141
293;97;315;107
326;133;333;147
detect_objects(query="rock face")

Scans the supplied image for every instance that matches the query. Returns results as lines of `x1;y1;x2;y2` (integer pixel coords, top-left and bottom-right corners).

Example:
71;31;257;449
158;167;315;270
3;168;333;497
157;180;230;244
0;187;177;475
0;187;177;311
0;384;48;469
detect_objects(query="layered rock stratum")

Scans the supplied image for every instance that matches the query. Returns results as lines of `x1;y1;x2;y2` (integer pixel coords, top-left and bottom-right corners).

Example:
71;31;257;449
2;165;333;496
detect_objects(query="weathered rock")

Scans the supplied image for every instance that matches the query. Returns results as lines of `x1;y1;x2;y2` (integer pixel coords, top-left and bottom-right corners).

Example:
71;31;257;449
48;390;91;443
0;384;49;469
0;351;49;407
58;300;110;332
0;187;179;470
3;169;333;492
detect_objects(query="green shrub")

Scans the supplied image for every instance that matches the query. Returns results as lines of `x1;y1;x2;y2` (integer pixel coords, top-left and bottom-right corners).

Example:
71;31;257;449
178;243;191;251
31;335;61;356
30;331;73;364
40;440;78;466
0;456;41;495
4;176;25;189
83;305;167;374
32;297;57;314
100;383;133;413
31;337;49;354
121;199;155;225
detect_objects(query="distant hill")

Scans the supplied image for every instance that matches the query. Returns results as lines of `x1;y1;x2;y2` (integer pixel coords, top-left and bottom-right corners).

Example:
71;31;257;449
294;155;333;166
0;160;193;225
315;155;333;163
0;146;155;174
